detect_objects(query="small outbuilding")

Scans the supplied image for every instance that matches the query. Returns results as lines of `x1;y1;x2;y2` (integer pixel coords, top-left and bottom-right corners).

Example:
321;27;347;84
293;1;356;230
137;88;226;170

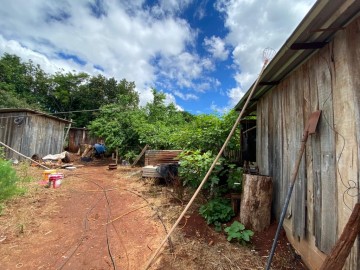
0;108;71;160
235;1;360;269
67;127;98;153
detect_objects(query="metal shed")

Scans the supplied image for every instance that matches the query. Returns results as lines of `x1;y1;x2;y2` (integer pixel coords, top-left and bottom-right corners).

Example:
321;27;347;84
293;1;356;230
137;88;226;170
235;1;360;269
0;108;71;160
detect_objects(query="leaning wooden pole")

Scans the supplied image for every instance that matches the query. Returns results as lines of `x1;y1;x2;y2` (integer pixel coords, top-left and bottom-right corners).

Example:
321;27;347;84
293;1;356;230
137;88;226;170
0;141;50;169
319;203;360;270
143;51;273;270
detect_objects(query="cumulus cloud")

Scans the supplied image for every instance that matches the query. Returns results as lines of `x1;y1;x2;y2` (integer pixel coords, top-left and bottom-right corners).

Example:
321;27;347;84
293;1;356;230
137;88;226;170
0;0;199;108
204;36;229;60
173;90;199;100
227;86;245;107
0;0;316;113
156;52;214;90
215;0;315;91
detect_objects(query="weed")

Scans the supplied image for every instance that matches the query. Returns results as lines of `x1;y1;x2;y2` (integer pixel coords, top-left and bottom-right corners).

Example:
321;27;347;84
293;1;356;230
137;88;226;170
199;198;234;231
0;153;21;201
224;221;254;245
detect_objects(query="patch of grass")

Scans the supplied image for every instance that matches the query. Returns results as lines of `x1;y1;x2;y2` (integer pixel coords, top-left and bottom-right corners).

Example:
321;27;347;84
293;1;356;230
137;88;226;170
0;156;22;202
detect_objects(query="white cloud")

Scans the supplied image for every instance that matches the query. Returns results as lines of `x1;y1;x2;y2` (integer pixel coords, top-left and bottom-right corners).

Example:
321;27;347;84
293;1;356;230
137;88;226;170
204;36;229;60
227;86;245;107
157;52;214;90
164;93;184;111
173;90;199;100
215;0;315;91
0;0;197;108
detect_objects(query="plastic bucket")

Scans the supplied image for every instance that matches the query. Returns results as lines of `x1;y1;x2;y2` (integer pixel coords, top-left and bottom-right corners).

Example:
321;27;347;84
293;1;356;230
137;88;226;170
52;179;62;188
49;173;64;189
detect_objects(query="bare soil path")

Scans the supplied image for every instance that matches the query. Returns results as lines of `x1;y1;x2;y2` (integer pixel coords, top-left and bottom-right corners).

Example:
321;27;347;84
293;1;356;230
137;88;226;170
0;165;165;270
0;162;308;270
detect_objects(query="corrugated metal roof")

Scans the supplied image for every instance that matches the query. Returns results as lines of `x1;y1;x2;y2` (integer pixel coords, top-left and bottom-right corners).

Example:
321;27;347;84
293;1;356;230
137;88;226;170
235;0;360;114
0;108;72;123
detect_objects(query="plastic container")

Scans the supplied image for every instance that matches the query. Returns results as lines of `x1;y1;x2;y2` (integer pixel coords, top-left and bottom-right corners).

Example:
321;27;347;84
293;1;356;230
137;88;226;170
43;169;57;181
49;173;64;189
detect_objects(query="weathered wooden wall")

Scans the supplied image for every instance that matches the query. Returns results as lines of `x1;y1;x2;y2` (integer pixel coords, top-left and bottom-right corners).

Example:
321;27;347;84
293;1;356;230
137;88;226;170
256;17;359;270
68;128;98;153
0;111;67;159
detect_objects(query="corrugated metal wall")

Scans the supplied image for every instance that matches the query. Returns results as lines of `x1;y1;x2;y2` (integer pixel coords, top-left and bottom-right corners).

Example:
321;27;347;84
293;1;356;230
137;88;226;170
145;150;182;166
0;111;67;159
256;18;359;269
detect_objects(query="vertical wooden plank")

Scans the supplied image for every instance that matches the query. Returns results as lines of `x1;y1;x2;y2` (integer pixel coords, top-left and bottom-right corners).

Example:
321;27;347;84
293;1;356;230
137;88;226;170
262;96;269;176
317;46;337;254
303;63;315;237
256;101;262;172
293;66;307;239
279;79;291;222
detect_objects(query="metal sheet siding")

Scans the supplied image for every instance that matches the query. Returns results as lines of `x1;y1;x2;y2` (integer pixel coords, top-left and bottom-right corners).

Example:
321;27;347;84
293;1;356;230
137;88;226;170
144;150;182;166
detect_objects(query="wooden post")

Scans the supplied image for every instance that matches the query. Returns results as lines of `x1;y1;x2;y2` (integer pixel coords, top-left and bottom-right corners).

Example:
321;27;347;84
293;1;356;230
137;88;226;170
131;144;149;167
319;203;360;270
240;174;272;232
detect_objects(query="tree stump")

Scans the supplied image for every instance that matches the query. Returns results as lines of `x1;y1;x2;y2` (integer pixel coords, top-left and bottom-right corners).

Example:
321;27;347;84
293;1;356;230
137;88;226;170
240;174;272;232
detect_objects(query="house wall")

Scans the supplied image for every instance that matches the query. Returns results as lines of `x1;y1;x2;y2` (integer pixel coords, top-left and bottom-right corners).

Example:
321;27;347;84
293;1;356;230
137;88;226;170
256;17;359;270
0;111;67;159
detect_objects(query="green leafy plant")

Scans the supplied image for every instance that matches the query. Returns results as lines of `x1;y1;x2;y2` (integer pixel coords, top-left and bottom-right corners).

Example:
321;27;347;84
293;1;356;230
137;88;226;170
178;150;224;190
199;198;234;231
0;148;21;201
123;150;137;163
227;164;243;192
224;221;254;245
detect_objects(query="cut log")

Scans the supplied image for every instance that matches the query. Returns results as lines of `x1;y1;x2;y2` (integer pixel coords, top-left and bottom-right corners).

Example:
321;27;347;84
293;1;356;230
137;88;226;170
240;174;272;232
81;144;93;158
319;203;360;270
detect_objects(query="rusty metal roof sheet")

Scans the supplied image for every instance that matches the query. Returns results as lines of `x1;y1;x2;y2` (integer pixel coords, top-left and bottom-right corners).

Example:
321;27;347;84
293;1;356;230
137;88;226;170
145;150;182;166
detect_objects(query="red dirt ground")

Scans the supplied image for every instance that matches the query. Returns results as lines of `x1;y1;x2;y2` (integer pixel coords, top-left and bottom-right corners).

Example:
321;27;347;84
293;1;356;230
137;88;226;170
178;212;307;270
0;159;309;270
0;164;165;270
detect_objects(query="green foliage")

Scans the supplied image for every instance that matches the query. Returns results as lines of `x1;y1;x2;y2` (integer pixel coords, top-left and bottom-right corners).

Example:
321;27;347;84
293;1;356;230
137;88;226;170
169;110;240;153
224;221;254;244
226;164;243;192
0;149;21;201
199;198;234;231
123;150;137;163
178;150;224;190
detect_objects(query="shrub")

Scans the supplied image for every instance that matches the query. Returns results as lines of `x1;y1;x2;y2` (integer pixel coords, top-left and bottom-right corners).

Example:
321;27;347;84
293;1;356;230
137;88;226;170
178;150;224;190
226;164;243;192
0;152;21;201
199;198;234;231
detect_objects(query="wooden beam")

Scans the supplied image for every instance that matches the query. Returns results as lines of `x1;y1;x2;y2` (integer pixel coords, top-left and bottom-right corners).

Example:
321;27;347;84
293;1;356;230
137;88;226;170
290;42;328;50
131;144;149;167
319;203;360;270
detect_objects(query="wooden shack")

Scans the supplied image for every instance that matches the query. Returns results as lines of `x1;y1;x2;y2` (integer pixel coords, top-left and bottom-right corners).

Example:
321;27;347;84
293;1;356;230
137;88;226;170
0;108;71;160
235;1;360;269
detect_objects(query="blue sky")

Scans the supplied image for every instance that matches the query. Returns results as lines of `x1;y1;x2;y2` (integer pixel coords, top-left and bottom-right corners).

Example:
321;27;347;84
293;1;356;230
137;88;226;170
0;0;315;114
